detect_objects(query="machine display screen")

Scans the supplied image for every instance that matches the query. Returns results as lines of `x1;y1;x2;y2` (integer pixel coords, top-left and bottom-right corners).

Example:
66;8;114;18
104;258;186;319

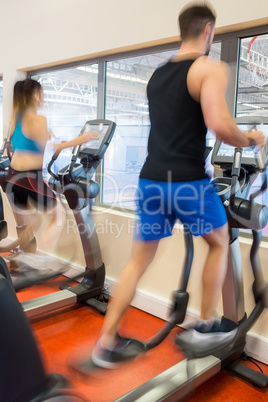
80;123;110;151
216;124;268;158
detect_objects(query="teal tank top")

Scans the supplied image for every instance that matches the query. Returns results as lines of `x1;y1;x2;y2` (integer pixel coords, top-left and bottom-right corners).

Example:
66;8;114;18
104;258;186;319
11;115;44;155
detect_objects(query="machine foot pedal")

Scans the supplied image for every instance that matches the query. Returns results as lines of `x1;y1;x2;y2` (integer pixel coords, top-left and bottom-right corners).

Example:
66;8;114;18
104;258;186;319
72;338;146;375
84;297;108;315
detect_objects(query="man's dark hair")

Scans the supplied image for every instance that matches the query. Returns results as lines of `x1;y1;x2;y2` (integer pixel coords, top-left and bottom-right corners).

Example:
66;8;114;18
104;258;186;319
178;3;216;41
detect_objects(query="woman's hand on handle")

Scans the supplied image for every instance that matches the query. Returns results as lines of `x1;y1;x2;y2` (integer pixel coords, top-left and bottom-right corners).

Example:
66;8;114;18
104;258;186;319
83;130;100;141
52;130;100;158
52;141;67;158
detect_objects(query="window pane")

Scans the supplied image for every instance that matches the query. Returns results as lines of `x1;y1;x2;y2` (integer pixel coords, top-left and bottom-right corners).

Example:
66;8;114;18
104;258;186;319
0;78;3;138
31;64;98;176
236;34;268;118
103;49;176;210
236;34;268;236
103;43;222;210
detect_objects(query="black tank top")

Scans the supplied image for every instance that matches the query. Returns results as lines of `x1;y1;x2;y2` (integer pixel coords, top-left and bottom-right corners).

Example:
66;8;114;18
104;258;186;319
140;59;208;182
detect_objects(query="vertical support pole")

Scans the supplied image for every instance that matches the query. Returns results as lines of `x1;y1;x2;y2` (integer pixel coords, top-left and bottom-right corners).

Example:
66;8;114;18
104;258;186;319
72;203;103;270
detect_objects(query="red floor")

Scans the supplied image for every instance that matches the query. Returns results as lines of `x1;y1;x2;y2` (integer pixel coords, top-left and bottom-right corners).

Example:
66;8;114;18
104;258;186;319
15;278;268;402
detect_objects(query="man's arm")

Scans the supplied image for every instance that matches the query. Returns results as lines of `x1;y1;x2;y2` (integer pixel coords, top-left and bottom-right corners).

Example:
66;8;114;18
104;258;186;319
198;61;265;148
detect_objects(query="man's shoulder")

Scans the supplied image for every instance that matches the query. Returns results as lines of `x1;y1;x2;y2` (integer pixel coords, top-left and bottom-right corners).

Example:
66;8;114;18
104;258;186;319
187;57;229;101
192;57;229;77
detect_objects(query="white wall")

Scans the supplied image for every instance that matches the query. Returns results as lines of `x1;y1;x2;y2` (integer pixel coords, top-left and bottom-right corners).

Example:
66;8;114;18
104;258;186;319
1;0;268;135
0;0;268;355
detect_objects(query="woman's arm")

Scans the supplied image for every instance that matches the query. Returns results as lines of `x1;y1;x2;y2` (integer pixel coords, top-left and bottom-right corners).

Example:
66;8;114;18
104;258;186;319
52;130;100;157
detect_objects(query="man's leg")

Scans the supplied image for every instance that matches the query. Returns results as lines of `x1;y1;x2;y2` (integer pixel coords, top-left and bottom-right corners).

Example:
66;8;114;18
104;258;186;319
176;223;237;354
99;239;160;349
200;223;229;320
175;179;229;326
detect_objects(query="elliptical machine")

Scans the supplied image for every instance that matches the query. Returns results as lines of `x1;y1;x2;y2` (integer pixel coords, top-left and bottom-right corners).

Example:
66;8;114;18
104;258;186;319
0;119;116;318
102;122;268;401
0;119;116;401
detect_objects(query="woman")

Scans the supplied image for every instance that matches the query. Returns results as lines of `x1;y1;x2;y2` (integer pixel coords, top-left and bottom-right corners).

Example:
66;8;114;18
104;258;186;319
8;78;99;272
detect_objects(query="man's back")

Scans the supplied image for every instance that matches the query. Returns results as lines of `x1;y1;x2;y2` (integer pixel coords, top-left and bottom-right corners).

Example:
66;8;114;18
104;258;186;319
140;58;207;182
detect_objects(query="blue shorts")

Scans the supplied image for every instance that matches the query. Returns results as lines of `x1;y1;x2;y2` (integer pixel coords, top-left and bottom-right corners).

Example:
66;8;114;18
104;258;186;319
134;178;227;241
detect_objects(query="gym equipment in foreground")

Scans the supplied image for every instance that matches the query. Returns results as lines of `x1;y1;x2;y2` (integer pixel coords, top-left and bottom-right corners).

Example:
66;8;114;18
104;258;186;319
115;120;268;401
0;119;115;319
0;270;83;401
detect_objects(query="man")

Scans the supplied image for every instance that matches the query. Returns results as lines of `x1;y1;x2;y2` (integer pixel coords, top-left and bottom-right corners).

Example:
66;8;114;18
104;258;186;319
91;2;266;367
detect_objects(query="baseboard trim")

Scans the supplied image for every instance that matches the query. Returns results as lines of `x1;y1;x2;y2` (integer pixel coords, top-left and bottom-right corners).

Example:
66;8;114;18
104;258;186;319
105;276;268;365
245;332;268;365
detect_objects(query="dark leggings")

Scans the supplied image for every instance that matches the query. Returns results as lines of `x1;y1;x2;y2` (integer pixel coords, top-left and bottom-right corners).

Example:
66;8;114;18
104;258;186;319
6;169;57;212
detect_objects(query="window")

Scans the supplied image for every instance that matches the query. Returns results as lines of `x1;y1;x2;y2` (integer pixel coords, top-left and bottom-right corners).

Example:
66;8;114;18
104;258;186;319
236;34;268;235
23;28;268;240
102;49;176;210
31;64;98;176
102;42;222;210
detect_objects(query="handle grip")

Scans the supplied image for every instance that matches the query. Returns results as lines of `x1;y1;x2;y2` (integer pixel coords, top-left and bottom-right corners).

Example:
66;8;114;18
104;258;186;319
231;147;243;177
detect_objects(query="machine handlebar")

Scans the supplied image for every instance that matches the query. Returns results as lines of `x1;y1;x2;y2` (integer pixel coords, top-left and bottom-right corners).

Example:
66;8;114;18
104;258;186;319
221;148;268;230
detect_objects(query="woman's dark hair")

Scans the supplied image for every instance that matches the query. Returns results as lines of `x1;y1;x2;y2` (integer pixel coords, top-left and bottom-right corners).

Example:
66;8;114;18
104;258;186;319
13;78;42;116
178;3;216;41
13;81;25;116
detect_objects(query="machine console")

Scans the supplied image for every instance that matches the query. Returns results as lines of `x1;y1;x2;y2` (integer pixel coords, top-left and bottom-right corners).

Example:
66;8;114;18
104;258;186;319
211;123;268;172
77;119;116;159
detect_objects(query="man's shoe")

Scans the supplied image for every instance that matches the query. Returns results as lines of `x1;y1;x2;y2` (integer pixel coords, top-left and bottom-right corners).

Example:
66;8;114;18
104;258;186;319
91;334;145;369
175;317;238;358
